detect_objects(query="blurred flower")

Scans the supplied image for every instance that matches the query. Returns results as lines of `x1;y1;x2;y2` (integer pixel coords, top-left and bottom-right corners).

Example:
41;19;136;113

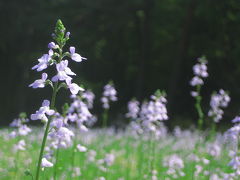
208;89;230;123
41;158;53;168
126;99;140;119
101;83;117;109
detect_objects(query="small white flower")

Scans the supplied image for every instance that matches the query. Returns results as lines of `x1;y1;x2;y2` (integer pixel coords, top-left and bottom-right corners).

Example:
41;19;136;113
77;144;87;152
41;158;53;168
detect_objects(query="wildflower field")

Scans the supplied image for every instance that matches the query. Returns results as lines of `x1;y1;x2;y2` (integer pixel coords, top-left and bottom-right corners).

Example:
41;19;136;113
1;20;240;180
0;127;238;180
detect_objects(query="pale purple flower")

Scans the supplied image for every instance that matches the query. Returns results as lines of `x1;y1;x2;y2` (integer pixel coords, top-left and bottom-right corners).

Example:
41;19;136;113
41;158;53;168
104;154;115;166
77;144;87;152
67;113;78;122
65;32;70;39
29;73;48;88
9;131;17;138
67;95;94;131
101;83;117;109
227;124;240;140
31;100;55;121
48;42;58;49
18;125;32;136
207;143;221;157
190;91;198;97
66;78;84;95
232;116;240;123
193;63;208;78
190;76;203;86
126;99;140;119
10;118;22;127
69;47;86;62
52;60;76;82
32;50;53;71
14;140;26;151
103;84;117;101
140;95;168;122
51;115;64;129
190;57;208;87
163;154;185;178
229;156;240;170
82;90;95;109
208;89;230;123
101;97;109;109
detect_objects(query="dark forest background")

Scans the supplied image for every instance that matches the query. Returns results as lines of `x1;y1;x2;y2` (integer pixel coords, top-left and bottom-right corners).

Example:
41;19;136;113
1;0;240;128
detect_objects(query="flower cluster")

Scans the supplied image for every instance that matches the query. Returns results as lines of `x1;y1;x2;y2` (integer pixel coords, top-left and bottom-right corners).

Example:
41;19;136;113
82;90;95;109
163;154;185;178
28;20;88;175
127;90;168;137
101;82;117;109
208;89;230;123
9;113;31;152
139;90;168;133
190;56;208;87
125;99;140;119
67;94;95;131
29;21;85;98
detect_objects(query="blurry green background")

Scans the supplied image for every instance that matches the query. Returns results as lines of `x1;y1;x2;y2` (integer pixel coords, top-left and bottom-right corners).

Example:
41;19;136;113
1;0;240;127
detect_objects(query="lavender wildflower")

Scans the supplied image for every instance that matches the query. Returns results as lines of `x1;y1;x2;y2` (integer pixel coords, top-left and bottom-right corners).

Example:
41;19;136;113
139;90;168;134
30;100;55;122
190;56;208;129
163;154;185;178
29;73;48;89
82;90;95;109
32;50;53;72
101;82;117;109
208;89;230;123
126;99;140;119
29;20;87;180
48;42;58;49
69;46;86;62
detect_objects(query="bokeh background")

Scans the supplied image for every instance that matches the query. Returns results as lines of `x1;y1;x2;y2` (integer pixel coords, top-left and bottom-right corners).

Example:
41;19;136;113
1;0;240;128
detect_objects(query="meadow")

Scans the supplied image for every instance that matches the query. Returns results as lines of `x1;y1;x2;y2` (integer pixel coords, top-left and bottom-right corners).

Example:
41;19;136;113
0;20;239;180
0;127;237;180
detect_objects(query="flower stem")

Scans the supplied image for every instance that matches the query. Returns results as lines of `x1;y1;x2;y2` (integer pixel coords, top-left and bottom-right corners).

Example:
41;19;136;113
35;82;58;180
102;109;108;128
195;85;204;130
53;143;60;180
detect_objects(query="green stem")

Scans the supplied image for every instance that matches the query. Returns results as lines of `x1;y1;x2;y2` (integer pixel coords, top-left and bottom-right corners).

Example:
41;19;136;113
35;82;58;180
150;133;156;174
53;144;60;180
102;109;108;128
126;133;131;179
211;122;216;136
138;134;144;179
195;85;204;130
71;128;78;177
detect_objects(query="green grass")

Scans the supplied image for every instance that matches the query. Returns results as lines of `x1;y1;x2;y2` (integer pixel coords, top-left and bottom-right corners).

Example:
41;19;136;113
0;127;235;180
